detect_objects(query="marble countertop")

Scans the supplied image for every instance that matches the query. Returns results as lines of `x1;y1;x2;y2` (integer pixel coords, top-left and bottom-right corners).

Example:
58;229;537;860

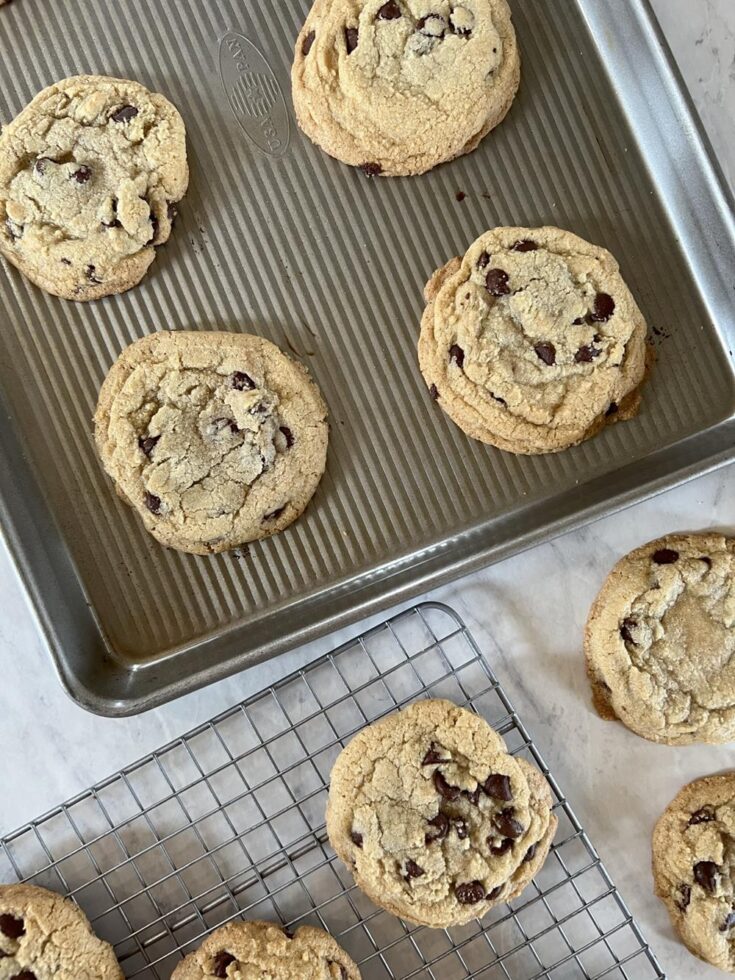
1;1;733;977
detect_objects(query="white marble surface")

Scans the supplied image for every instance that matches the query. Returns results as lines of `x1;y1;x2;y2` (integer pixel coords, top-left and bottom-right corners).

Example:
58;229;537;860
0;1;733;977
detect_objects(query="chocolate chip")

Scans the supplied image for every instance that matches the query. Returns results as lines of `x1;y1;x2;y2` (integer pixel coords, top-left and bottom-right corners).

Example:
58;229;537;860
231;371;255;390
483;774;512;801
345;26;359;52
71;165;92;184
138;435;160;457
147;211;159;245
454;818;469;840
700;556;712;569
605;402;618;416
511;239;538;252
488;837;512;856
721;908;735;932
534;342;556;366
486;885;504;901
455;191;466;202
689;807;715;826
433;770;460;801
523;843;537;863
264;504;287;522
86;264;102;284
378;1;401;19
212;951;236;978
404;858;425;880
455;880;485;904
449;344;464;368
359;162;383;177
280;426;294;448
429;383;439;401
212;417;239;435
493;809;524;839
676;883;691;912
462;786;481;806
653;548;679;565
694;861;719;893
589;292;615;322
350;830;363;848
485;268;510;296
422;743;446;765
34;157;52;175
302;30;315;55
0;914;24;939
111;105;139;123
425;811;449;844
60;257;71;265
144;492;162;515
477;251;490;269
575;345;602;363
573;316;585;325
620;618;637;644
10;973;37;980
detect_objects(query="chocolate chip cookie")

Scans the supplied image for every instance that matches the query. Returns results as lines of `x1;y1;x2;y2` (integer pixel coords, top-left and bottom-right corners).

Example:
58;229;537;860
292;0;520;177
326;699;557;928
0;883;124;979
653;773;735;973
0;74;188;300
585;533;735;745
94;331;329;554
418;226;649;454
170;920;360;979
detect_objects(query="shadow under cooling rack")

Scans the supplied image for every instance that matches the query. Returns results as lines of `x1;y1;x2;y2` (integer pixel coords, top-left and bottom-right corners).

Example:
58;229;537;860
0;603;664;979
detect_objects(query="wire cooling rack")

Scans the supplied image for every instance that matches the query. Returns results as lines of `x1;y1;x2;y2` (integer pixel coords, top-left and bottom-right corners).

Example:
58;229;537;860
0;603;664;979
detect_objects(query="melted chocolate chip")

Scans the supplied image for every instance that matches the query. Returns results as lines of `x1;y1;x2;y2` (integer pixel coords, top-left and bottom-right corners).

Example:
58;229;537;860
359;162;383;178
488;837;512;856
523;843;537;863
0;914;24;939
404;858;425;880
493;809;524;839
144;492;162;515
676;883;691;912
511;239;538;252
350;830;363;848
619;618;637;644
689;807;715;826
429;383;439;401
485;268;510;296
449;344;464;368
71;165;92;184
425;811;449;844
454;818;469;840
302;30;316;55
486;885;504;901
483;773;512;801
433;770;460;801
377;1;401;19
86;264;102;284
111;105;139;123
462;786;481;806
694;861;719;893
345;26;359;52
264;505;287;522
477;251;490;269
455;880;485;905
11;973;37;980
422;743;446;765
589;292;615;322
575;345;602;363
231;371;256;390
280;425;295;448
534;342;556;366
212;951;236;978
138;435;160;457
605;402;619;416
653;548;679;565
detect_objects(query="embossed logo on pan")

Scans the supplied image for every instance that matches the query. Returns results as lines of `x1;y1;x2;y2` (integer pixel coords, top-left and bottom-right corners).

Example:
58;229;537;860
219;32;290;157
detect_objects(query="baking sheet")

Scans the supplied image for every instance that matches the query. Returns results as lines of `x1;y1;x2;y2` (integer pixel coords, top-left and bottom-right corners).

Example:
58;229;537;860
0;0;733;715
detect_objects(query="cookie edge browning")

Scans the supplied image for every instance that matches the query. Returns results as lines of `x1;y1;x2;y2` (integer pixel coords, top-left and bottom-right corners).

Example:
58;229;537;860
94;331;329;555
170;919;361;979
291;0;520;177
0;74;189;302
584;532;733;745
0;882;125;978
325;699;556;928
652;772;735;972
418;227;648;454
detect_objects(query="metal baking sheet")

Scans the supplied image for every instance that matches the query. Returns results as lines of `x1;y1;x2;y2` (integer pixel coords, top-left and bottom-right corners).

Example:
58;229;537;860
0;0;733;716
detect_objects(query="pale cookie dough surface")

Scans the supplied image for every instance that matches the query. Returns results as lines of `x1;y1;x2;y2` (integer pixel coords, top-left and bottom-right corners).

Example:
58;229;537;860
418;226;649;454
0;883;124;980
0;74;188;300
171;920;360;980
94;331;329;555
292;0;519;176
653;774;735;973
585;533;735;745
326;699;557;928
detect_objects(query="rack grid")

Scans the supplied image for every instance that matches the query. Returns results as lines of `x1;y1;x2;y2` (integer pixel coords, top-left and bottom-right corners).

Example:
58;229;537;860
0;603;664;979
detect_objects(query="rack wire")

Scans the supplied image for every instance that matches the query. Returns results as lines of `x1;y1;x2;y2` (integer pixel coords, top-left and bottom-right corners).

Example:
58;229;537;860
0;603;664;979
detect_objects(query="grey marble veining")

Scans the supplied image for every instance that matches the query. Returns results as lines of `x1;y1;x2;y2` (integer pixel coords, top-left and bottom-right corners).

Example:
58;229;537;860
0;1;733;977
